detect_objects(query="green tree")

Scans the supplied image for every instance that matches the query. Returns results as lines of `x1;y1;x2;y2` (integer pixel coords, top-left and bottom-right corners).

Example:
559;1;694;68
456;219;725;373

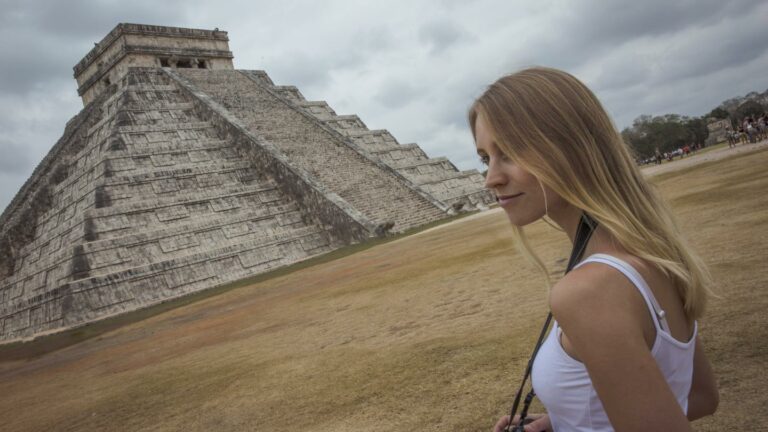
684;118;709;147
706;107;730;120
623;114;699;158
736;100;765;119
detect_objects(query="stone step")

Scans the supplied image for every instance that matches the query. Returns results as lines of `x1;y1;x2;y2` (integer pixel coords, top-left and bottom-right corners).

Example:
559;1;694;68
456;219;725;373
102;145;244;177
47;137;236;206
176;69;447;230
295;100;336;119
2;240;77;305
57;95;209;203
323;115;368;136
32;148;255;247
0;225;334;341
239;70;274;86
433;188;494;208
7;187;302;292
390;156;452;171
409;171;478;188
102;161;260;206
270;85;305;103
347;130;403;152
109;137;231;156
61;118;220;197
367;143;418;154
123;85;190;105
258;76;488;212
412;168;482;185
88;182;285;226
43;141;239;237
78;208;315;279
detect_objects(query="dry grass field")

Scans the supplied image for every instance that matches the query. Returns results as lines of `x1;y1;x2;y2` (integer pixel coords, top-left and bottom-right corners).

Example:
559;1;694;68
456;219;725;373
1;145;767;431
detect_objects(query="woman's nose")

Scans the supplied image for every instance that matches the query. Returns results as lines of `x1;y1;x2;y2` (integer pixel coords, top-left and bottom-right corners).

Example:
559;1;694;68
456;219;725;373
484;162;505;190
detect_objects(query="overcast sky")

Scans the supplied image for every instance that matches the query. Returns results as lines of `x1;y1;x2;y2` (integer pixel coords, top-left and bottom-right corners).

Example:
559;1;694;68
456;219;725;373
2;0;767;212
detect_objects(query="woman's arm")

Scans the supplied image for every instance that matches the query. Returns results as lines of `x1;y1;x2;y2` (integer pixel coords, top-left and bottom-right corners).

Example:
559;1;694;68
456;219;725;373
686;336;719;421
550;266;694;432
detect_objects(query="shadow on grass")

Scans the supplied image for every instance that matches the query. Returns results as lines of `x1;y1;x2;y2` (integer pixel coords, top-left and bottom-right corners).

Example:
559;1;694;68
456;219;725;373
0;210;479;362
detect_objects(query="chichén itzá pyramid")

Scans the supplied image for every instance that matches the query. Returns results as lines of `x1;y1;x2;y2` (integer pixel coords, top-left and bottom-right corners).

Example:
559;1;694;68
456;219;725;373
0;23;493;343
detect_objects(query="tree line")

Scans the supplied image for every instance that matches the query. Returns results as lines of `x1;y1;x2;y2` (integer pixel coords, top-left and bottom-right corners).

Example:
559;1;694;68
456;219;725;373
621;97;767;159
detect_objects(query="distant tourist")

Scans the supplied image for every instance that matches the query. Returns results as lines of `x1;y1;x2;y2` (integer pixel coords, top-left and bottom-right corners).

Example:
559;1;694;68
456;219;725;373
746;117;757;143
469;67;718;432
725;126;736;148
757;115;766;141
738;125;747;144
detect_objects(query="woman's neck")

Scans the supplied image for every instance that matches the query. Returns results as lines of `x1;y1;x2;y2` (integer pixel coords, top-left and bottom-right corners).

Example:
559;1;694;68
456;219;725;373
547;204;623;258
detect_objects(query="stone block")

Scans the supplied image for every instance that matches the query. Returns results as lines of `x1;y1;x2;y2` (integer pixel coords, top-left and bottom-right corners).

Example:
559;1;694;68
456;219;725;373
156;205;190;222
152;178;180;194
238;247;282;269
223;223;250;239
164;263;213;289
23;271;48;292
82;284;135;310
88;248;129;268
150;153;176;167
5;310;30;333
130;275;169;302
29;305;46;328
277;212;303;226
211;196;240;212
159;233;200;253
196;173;223;188
188;150;211;163
7;282;24;300
258;189;281;203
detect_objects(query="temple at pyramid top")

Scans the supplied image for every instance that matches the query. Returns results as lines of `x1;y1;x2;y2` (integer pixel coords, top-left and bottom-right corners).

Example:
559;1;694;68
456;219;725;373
0;23;493;343
74;23;235;105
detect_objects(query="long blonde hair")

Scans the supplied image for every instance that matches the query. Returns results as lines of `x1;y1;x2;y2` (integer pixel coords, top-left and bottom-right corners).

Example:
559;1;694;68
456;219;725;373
469;67;713;319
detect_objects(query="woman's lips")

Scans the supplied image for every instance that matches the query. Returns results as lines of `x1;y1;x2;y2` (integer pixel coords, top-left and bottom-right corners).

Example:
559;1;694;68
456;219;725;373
496;193;524;205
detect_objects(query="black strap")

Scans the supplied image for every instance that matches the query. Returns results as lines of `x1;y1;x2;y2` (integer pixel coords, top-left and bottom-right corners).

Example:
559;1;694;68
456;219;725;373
504;213;597;431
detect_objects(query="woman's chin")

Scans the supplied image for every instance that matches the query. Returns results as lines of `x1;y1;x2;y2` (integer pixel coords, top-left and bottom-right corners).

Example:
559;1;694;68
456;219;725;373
503;210;541;227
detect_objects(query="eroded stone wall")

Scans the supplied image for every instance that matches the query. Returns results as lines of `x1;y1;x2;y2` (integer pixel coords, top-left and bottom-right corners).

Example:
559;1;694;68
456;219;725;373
1;60;491;342
240;70;494;210
0;69;359;342
174;69;449;233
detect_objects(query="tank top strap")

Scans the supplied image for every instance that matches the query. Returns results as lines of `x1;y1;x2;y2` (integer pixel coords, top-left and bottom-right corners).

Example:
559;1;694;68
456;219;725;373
574;253;670;333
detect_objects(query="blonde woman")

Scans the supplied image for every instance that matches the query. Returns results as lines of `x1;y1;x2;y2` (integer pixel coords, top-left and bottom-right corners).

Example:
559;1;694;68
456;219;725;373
470;68;719;432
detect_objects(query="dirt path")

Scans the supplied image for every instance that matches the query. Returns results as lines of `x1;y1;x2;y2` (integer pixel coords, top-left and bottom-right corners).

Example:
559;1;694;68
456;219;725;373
641;139;768;176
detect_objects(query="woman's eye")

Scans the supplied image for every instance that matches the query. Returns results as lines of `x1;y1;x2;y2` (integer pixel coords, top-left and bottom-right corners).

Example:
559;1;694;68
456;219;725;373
478;155;489;165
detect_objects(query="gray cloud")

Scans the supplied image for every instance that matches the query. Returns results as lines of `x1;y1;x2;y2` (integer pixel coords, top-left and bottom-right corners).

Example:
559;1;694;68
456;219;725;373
562;0;764;50
0;0;186;95
0;139;32;174
418;20;471;55
376;79;421;109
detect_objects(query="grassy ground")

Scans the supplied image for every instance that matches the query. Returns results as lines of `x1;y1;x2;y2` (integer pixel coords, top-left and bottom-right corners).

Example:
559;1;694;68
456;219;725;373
1;147;766;431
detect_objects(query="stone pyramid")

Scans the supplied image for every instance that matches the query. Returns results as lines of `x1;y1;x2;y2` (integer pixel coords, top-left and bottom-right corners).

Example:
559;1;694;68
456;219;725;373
0;24;492;342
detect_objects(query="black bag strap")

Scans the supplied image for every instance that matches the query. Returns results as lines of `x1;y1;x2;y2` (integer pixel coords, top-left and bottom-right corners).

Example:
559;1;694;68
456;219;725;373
504;213;597;431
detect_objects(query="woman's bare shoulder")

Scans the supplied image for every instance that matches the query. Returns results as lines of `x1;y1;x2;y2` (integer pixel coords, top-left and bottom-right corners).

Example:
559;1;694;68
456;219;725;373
549;260;648;327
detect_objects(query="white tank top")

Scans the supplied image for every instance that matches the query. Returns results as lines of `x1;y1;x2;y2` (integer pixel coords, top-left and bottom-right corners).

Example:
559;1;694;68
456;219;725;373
531;254;697;431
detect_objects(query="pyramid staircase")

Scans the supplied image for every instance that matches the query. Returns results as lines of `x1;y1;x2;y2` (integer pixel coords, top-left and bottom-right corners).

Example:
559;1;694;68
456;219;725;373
0;23;492;342
0;70;340;340
238;70;493;210
171;69;449;232
0;65;493;341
